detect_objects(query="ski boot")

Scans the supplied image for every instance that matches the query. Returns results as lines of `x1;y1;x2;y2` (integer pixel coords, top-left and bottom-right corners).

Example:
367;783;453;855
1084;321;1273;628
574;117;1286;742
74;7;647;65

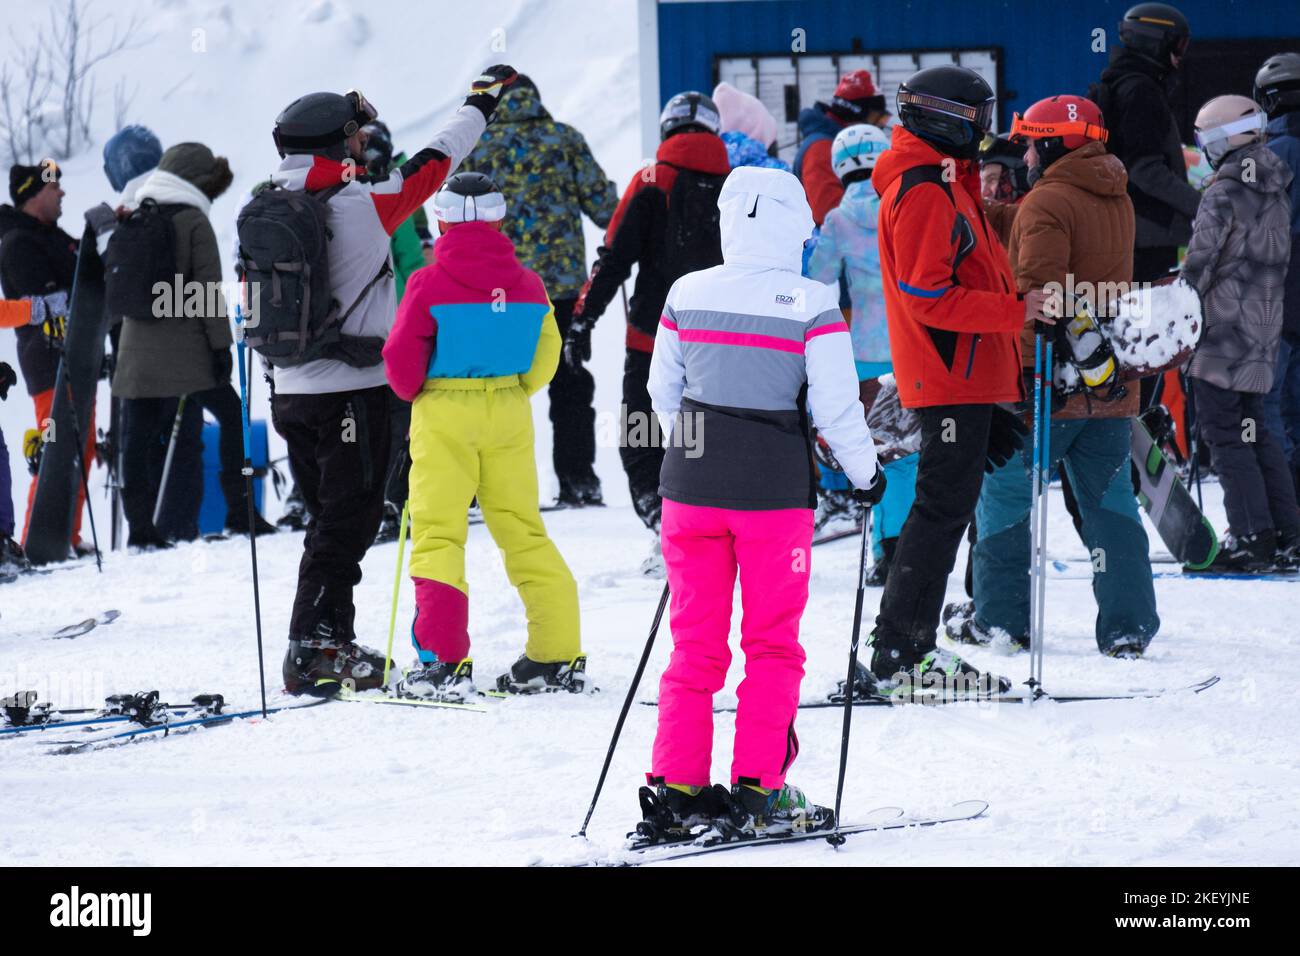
277;486;309;531
833;637;1011;703
943;601;1029;652
639;537;665;578
722;780;835;838
373;503;402;544
396;659;477;701
495;654;593;695
283;635;388;697
0;535;30;575
1186;531;1282;576
1101;636;1146;660
1274;529;1300;570
127;525;173;552
630;779;731;848
555;476;605;508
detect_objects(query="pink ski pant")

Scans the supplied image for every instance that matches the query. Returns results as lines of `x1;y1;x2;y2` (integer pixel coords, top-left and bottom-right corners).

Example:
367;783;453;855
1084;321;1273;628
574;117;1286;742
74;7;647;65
650;500;813;790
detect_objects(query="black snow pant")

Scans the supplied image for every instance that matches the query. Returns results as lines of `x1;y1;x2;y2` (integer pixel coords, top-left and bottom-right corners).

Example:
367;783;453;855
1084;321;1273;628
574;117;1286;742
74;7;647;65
273;385;391;643
875;404;993;657
620;349;663;530
1192;379;1300;539
382;391;412;509
121;395;204;542
189;382;251;524
550;298;599;491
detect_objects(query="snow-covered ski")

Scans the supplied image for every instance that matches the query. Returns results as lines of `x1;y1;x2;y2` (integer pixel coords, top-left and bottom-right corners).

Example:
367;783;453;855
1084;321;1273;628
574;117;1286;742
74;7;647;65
336;688;489;713
50;609;121;639
45;697;330;753
2;689;218;737
638;675;1219;711
569;800;989;866
1051;559;1299;582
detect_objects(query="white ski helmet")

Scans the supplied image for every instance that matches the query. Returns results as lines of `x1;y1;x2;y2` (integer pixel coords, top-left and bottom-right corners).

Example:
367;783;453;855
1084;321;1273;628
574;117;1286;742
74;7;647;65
432;171;506;223
831;123;890;183
1194;94;1267;169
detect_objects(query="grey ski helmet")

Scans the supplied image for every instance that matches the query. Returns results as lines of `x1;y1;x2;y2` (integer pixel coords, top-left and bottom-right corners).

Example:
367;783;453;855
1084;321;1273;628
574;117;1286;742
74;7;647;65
273;89;378;160
1254;52;1300;117
659;92;721;139
433;172;506;223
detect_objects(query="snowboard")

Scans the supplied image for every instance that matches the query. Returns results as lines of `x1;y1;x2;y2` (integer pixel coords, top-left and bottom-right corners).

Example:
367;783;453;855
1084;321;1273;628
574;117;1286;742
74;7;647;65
26;222;109;565
1130;417;1217;570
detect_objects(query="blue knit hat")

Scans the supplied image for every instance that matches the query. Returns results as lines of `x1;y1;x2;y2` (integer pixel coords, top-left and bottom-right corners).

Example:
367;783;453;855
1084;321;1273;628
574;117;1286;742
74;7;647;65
102;125;163;192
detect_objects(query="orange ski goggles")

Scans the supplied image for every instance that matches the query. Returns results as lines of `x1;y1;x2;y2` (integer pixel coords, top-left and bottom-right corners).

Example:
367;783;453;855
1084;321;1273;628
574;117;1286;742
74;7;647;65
1009;115;1108;144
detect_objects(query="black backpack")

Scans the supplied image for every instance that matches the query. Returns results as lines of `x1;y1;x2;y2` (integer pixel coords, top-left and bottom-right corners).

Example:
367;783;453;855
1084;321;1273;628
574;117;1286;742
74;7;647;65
236;181;387;369
103;199;184;322
661;165;725;283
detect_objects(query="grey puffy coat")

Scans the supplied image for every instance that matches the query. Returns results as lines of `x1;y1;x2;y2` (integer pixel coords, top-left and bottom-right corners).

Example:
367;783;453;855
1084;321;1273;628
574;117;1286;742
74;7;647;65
1183;143;1294;393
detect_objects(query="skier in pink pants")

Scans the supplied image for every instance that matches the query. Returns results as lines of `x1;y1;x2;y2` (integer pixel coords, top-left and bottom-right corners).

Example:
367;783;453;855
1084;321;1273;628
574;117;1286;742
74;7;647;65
639;165;884;841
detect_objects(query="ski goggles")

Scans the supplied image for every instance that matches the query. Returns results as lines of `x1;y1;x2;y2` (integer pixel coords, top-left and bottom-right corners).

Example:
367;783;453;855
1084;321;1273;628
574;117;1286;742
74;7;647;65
343;89;378;136
897;90;995;132
1195;112;1266;163
1008;114;1108;144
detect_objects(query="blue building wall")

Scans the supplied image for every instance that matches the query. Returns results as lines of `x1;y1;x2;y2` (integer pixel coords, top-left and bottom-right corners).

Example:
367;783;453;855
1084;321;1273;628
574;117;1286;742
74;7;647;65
657;0;1299;121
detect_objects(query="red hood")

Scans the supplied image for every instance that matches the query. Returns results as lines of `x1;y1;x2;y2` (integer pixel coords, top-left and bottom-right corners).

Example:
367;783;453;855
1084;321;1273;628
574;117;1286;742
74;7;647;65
433;221;525;291
873;126;980;202
655;131;731;175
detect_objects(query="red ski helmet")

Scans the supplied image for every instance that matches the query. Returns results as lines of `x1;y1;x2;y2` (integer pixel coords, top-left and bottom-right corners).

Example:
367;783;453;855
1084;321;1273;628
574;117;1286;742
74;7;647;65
1010;95;1107;150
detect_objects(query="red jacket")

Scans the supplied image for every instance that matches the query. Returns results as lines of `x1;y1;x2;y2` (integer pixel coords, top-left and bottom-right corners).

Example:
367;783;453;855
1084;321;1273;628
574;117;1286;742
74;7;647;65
799;138;845;226
874;127;1024;408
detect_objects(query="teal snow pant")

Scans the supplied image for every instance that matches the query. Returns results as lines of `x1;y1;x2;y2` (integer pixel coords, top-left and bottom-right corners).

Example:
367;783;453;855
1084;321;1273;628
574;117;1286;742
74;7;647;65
871;453;917;562
972;417;1159;654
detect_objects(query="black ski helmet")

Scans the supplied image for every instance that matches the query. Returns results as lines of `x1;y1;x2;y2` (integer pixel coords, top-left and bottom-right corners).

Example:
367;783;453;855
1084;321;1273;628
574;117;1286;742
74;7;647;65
1254;52;1300;117
896;66;995;161
978;135;1030;199
273;89;378;160
659;91;721;140
1118;3;1190;70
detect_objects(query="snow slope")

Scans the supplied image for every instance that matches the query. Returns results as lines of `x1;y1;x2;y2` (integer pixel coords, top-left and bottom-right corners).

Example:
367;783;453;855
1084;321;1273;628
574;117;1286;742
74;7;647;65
3;0;1298;869
2;481;1297;866
0;0;643;525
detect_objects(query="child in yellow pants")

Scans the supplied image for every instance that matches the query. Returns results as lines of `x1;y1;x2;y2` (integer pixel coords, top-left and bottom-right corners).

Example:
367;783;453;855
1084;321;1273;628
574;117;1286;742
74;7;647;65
382;172;587;699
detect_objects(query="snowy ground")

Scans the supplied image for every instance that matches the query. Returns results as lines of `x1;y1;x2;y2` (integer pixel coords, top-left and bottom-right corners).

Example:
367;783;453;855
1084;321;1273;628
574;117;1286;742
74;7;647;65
3;479;1298;867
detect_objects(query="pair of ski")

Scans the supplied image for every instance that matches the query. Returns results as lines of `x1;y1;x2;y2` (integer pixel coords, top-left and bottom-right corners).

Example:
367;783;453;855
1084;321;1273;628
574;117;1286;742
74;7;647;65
566;801;989;866
638;674;1220;713
3;689;330;751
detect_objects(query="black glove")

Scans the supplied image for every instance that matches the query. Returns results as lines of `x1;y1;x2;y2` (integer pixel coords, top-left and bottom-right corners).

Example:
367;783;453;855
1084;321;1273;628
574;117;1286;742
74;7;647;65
0;361;16;401
986;405;1030;473
851;464;887;507
212;347;233;384
464;65;517;122
564;312;594;366
84;202;118;238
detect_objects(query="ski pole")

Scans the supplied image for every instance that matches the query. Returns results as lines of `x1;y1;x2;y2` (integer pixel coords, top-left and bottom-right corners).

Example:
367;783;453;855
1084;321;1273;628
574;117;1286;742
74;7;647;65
577;581;670;839
235;307;268;719
151;395;188;528
382;500;411;688
1028;334;1044;701
831;507;872;847
1033;341;1054;698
